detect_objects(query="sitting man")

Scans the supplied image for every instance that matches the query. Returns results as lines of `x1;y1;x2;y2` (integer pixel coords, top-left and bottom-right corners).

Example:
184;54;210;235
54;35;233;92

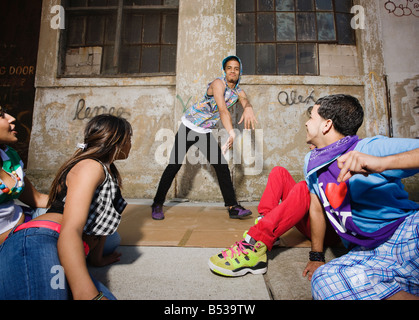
208;145;340;277
302;94;419;300
208;166;311;277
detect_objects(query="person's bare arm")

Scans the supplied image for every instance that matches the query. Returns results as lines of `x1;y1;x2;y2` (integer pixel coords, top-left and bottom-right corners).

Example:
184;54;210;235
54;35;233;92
211;79;236;153
303;193;326;281
337;148;419;182
211;79;234;133
18;177;49;208
238;90;257;130
57;159;107;300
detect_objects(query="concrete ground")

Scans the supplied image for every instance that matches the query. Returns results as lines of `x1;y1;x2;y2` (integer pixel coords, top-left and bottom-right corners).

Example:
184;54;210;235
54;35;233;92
88;200;347;301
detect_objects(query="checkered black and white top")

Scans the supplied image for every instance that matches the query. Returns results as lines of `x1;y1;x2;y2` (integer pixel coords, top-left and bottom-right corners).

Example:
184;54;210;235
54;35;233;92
83;162;127;236
48;160;127;236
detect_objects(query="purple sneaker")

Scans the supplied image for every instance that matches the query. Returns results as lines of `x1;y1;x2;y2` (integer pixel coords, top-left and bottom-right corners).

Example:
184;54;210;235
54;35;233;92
151;204;164;220
228;204;252;219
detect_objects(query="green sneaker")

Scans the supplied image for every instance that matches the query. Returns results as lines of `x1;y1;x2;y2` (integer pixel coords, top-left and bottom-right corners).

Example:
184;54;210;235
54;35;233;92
208;240;267;277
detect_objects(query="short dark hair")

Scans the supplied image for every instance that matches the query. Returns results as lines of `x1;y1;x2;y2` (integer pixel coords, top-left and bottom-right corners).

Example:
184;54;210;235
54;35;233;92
315;94;364;136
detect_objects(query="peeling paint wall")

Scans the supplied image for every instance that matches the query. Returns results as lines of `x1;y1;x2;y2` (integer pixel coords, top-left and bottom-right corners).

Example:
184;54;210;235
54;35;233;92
378;2;419;138
377;0;419;199
30;85;176;198
27;0;418;202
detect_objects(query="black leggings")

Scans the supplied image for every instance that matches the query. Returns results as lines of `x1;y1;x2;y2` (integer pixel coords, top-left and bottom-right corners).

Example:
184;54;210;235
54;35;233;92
153;124;238;207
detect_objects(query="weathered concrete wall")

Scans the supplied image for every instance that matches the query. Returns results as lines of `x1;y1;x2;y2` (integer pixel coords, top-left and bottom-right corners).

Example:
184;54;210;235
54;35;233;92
30;85;176;199
377;0;419;199
27;0;417;202
356;0;390;138
378;1;419;139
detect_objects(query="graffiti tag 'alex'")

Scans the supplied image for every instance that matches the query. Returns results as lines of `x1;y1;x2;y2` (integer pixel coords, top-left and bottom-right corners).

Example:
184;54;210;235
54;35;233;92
278;90;316;106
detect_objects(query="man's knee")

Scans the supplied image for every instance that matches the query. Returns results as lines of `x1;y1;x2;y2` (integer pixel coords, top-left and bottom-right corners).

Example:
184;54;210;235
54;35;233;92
311;264;330;300
269;166;293;183
270;166;288;176
295;180;308;192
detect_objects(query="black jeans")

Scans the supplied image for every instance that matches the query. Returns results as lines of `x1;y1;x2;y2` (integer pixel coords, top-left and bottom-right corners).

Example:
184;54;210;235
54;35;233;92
153;124;238;207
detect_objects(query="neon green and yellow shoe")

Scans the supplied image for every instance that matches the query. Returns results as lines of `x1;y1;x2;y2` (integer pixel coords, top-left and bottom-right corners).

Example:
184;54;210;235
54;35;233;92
208;240;267;277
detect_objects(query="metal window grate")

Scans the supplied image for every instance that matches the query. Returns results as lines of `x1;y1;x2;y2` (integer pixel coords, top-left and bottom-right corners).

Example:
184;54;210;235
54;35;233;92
59;0;179;76
236;0;355;75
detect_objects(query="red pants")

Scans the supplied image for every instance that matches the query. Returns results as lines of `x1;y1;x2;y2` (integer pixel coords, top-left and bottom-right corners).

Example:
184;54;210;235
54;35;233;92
247;167;311;250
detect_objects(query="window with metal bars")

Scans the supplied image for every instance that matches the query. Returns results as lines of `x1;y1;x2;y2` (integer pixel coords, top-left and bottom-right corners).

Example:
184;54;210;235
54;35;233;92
59;0;179;76
236;0;355;75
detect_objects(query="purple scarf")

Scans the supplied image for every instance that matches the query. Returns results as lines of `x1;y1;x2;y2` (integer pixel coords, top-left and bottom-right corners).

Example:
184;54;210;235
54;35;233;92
308;136;404;248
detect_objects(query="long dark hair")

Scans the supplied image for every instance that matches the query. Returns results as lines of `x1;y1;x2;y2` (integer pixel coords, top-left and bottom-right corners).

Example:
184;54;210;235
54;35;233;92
47;114;132;207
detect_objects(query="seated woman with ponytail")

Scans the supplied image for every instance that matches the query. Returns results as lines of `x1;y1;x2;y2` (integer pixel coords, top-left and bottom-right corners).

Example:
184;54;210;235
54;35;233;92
0;114;133;300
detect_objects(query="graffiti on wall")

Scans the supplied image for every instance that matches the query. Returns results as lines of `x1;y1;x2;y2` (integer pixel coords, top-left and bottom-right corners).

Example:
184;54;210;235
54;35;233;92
277;90;316;107
384;0;419;17
177;94;193;113
73;98;131;121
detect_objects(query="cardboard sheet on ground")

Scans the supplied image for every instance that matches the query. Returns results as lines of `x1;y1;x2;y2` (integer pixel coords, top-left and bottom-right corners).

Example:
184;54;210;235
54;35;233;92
118;204;311;248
